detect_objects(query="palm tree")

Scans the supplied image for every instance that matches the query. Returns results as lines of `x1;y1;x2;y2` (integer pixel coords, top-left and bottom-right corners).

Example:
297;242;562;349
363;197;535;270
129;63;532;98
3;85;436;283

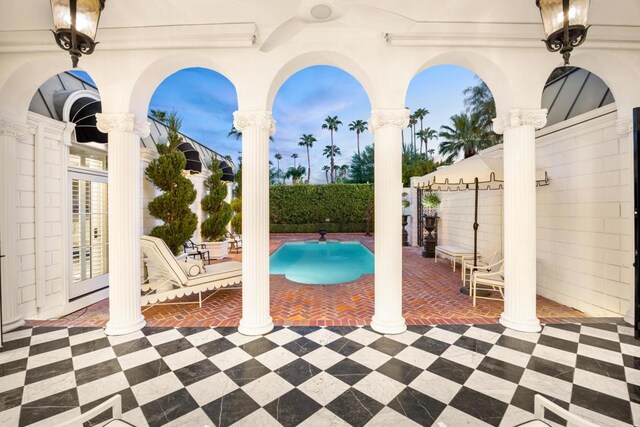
463;80;501;145
322;165;330;183
298;134;316;183
285;165;306;185
227;126;242;140
348;120;368;156
413;108;429;153
428;148;435;159
274;153;283;184
416;127;438;158
339;164;350;181
321;115;343;183
408;113;418;153
291;153;299;168
322;144;341;178
438;111;489;163
150;109;168;124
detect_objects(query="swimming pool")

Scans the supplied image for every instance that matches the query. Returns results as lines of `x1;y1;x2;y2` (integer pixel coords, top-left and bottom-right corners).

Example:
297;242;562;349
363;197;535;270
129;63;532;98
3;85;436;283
270;241;374;285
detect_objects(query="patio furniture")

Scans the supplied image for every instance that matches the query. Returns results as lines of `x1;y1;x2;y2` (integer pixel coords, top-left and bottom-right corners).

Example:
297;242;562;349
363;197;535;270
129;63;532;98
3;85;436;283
58;395;135;426
183;239;210;263
141;235;241;308
435;245;474;272
461;250;499;287
516;395;598;426
470;259;505;306
227;233;243;253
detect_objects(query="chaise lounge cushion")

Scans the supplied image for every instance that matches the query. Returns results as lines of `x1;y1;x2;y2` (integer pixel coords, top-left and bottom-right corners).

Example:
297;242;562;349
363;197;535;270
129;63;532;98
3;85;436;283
179;261;201;277
188;261;242;286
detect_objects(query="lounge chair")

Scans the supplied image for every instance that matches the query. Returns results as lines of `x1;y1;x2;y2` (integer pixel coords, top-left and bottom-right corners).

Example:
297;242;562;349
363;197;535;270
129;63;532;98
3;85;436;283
470;259;504;306
58;395;134;426
141;235;241;308
461;250;499;287
183;239;210;262
227;232;242;253
435;245;474;272
517;395;598;426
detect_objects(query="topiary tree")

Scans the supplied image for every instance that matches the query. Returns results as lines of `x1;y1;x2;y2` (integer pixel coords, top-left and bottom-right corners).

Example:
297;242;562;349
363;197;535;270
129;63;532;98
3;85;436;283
145;112;198;255
201;158;233;242
230;159;242;234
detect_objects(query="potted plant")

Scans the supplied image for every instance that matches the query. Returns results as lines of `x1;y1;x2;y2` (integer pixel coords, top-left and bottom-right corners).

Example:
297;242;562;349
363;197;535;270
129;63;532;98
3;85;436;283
421;191;441;257
201;159;233;259
422;191;441;227
401;192;411;246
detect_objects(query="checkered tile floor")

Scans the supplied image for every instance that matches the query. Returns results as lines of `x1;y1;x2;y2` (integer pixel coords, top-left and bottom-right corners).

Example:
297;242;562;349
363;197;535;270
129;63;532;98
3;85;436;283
1;322;639;427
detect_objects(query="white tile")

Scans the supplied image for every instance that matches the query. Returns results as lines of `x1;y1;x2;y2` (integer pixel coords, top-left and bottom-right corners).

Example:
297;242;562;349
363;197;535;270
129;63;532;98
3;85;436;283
30;329;68;345
580;326;620;343
226;332;261;346
626;367;640;386
4;328;32;342
0;347;29;365
503;329;540;343
464;370;518;403
532;344;577;368
441;345;485;369
263;328;302;346
145;329;184;346
409;371;462;405
573;369;629;400
231;408;281;427
384;330;422;345
22;371;76;404
301;346;345;370
163;347;206;371
186;372;238;406
618;325;634;336
72;346;116;371
631;401;640;427
29;408;81;427
425;328;462;344
165;408;213;427
577;343;623;366
241;372;294;406
255;347;298;371
131;372;183;406
569;403;631;427
541;326;580;343
365;406;422;426
394;346;439;369
298;371;350;406
117;347;161;371
298;407;350;427
464;326;501;344
349;347;392;370
621;342;640;357
435;405;493;426
0;406;21;427
209;347;252;371
77;372;129;405
486;345;531;368
499;405;537;427
0;371;25;393
519;370;572;402
27;347;72;369
184;329;222;347
353;371;405;405
68;329;106;346
305;328;342;345
344;328;380;346
107;330;144;346
122;407;149;427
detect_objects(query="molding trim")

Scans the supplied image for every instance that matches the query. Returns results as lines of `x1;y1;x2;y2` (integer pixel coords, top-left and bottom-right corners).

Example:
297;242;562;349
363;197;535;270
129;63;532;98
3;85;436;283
0;117;30;140
95;113;151;137
233;111;276;136
369;109;410;133
493;109;548;135
616;118;633;135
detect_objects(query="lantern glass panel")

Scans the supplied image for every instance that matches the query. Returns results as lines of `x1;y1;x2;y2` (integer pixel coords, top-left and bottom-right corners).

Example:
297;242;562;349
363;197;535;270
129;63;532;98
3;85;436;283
51;0;72;31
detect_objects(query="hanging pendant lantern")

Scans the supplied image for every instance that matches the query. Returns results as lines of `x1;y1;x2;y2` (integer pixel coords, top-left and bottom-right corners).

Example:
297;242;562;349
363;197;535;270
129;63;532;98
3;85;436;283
536;0;591;65
51;0;105;68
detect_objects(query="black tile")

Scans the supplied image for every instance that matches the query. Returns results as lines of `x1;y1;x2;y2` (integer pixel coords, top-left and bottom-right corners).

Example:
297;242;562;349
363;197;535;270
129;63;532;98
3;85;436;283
122;359;170;387
224;359;271;386
474;324;506;334
283;337;322;357
155;338;194;357
80;388;138;425
368;337;407;356
176;326;208;336
450;386;508;427
202;388;260;426
140;326;173;336
68;327;101;336
0;357;28;377
28;337;70;356
240;337;279;357
19;388;79;427
325;337;365;357
496;335;536;354
0;387;22;411
31;326;66;335
325;359;372;386
623;354;640;369
70;337;111;357
544;323;581;333
287;326;320;336
276;359;321;386
214;327;239;336
538;334;578;353
410;336;450;356
25;358;74;385
619;333;640;346
406;325;433;335
436;324;470;334
265;388;322;427
579;334;621;352
112;337;152;357
197;337;236;357
576;355;626;381
510;385;570;425
377;358;422;385
477;356;525;384
325;326;358;336
454;336;493;355
526;356;574;383
0;337;31;352
629;383;640;404
583;323;619;332
426;357;474;384
174;359;220;386
140;388;199;427
571;384;632;424
389;387;447;425
75;358;122;386
325;388;384;427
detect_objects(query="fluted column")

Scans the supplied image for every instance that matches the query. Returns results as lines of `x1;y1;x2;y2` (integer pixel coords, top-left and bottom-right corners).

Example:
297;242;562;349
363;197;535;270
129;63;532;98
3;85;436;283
493;109;547;333
616;117;634;326
0;118;29;332
97;113;150;336
234;111;274;336
369;109;409;334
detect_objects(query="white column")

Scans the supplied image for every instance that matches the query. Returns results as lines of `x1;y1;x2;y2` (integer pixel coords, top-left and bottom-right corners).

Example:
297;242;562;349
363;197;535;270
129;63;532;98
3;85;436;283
493;109;547;333
370;109;409;334
97;113;150;336
234;111;274;336
225;182;234;234
0;118;29;332
190;172;207;243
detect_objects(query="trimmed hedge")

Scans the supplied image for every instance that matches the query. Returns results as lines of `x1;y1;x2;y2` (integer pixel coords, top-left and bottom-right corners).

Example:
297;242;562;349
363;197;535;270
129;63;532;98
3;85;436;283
270;184;374;233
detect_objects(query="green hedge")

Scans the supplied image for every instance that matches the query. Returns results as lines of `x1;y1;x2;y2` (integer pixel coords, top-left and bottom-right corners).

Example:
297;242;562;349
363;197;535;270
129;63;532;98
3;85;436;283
270;184;374;233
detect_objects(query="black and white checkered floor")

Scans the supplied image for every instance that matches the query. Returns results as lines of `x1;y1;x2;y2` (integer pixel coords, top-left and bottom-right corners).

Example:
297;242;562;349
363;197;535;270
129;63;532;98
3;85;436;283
0;322;639;427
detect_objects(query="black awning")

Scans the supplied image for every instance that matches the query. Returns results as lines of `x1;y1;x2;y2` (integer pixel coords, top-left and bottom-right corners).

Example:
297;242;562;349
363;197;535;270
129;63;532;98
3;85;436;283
177;141;203;173
219;160;234;182
69;97;107;144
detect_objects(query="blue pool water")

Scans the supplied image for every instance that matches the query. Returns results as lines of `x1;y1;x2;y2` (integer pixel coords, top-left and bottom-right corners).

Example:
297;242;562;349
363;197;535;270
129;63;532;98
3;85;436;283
270;241;374;285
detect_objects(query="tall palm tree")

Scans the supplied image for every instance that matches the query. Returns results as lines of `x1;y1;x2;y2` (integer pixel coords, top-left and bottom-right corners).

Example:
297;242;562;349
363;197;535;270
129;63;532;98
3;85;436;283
150;109;168;124
463;80;501;145
348;120;368;156
321;115;342;183
285;165;306;185
298;134;316;183
413;108;429;153
408;113;418;153
438;111;488;163
322;165;330;184
428;148;435;159
322;144;341;166
291;153;299;168
227;126;242;140
339;164;350;181
416;127;438;158
274;153;283;184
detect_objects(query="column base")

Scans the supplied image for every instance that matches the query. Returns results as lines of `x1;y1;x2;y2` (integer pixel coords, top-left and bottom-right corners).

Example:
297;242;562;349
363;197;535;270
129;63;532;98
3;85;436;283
2;316;25;333
239;317;274;336
499;312;541;333
624;308;634;326
104;317;146;336
371;315;407;335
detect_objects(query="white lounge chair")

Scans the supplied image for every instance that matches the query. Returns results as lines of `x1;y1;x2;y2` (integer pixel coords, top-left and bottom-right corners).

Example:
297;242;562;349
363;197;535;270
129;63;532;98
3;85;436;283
516;395;599;426
435;245;474;272
461;250;499;287
470;259;504;306
58;395;134;426
141;235;241;308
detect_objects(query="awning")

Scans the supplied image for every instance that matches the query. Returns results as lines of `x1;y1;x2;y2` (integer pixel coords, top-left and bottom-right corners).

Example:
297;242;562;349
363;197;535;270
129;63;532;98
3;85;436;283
69;97;107;144
177;141;203;173
219;160;234;182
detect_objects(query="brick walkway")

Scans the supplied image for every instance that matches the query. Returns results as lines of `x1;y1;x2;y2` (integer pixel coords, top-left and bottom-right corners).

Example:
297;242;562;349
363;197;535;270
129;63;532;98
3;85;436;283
28;233;585;328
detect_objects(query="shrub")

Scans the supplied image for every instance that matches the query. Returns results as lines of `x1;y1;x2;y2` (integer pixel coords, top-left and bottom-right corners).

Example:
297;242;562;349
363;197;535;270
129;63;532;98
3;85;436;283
201;160;233;242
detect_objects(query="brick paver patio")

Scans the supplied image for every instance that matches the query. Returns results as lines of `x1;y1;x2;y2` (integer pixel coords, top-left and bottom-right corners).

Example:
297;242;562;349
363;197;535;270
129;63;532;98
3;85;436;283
28;233;585;328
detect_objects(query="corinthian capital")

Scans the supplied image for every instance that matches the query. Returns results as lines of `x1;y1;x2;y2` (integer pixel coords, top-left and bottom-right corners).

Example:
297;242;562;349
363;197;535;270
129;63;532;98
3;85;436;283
492;109;548;135
616;117;633;135
96;113;150;137
0;117;30;140
233;111;276;136
369;109;410;133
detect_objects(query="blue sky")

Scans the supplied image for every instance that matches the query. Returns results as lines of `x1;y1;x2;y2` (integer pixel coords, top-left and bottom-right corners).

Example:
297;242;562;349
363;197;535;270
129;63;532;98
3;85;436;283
74;65;480;184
